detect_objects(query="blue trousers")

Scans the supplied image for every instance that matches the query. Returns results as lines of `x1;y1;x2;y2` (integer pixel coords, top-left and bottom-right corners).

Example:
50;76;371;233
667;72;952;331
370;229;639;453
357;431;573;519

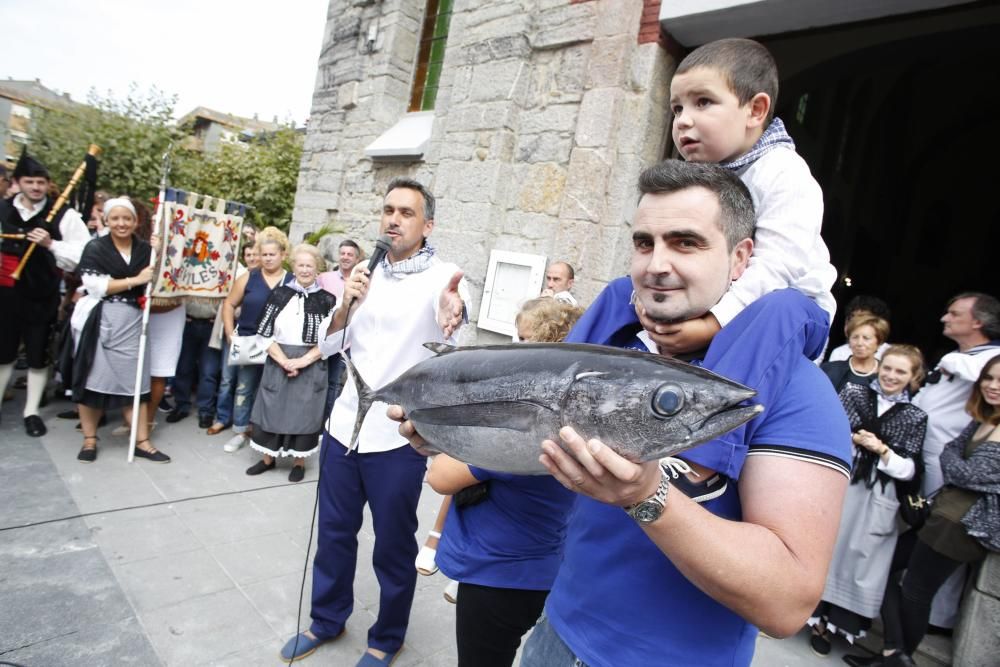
310;434;427;653
215;344;263;432
172;318;221;418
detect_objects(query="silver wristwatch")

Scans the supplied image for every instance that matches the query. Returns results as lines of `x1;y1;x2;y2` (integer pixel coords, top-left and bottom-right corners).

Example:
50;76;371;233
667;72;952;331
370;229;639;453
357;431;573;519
624;466;671;524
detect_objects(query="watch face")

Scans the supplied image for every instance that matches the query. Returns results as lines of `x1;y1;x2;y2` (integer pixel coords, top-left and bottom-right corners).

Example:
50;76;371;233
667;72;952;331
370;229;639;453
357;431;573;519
633;501;663;523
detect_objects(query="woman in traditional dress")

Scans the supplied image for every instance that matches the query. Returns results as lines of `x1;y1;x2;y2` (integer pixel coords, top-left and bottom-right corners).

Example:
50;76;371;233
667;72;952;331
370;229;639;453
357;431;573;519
809;345;927;655
217;227;291;451
846;355;1000;667
71;197;170;463
822;314;891;393
245;243;335;482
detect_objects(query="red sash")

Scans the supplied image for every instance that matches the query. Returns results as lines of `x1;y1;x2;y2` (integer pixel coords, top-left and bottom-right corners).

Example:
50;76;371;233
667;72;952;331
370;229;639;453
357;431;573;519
0;252;19;287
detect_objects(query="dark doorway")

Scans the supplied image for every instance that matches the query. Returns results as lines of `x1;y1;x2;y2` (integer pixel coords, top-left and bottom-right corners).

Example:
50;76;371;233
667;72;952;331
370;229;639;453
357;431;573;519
763;4;1000;363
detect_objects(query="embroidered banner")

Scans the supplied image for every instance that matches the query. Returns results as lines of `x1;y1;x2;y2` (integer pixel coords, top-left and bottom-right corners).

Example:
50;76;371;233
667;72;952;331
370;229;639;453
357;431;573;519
152;189;245;297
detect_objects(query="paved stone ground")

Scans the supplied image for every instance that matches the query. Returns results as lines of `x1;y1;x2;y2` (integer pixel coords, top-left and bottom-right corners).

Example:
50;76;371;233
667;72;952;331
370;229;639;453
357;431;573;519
0;386;951;666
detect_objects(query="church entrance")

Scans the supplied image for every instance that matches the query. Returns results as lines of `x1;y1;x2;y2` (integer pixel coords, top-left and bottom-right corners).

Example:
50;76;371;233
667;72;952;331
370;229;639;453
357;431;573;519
762;2;1000;361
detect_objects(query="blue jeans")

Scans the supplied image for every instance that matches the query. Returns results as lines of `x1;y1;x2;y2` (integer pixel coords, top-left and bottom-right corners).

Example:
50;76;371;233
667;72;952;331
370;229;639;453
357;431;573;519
520;615;588;667
172;318;221;418
215;345;264;432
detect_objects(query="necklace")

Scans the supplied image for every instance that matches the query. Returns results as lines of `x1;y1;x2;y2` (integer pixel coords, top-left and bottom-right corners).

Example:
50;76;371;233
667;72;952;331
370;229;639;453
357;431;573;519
849;356;877;376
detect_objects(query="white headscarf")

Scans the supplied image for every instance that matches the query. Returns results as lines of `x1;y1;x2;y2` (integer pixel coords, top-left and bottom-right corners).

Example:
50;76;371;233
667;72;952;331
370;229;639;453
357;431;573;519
103;197;137;220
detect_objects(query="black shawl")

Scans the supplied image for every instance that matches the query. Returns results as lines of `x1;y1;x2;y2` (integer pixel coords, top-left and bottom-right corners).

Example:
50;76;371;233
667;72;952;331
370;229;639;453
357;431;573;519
61;234;151;401
77;233;152;302
838;382;928;491
256;285;336;345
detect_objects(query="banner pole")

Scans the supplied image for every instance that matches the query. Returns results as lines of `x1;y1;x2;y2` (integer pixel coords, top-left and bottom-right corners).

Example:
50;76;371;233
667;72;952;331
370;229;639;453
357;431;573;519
128;147;172;463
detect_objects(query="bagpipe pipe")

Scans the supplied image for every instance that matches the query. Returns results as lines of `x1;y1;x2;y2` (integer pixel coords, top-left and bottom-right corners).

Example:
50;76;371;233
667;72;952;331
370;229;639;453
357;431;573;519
11;143;101;281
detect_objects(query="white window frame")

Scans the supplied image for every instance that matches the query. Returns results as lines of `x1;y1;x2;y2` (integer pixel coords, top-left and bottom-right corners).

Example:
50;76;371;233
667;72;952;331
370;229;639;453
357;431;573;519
476;249;548;337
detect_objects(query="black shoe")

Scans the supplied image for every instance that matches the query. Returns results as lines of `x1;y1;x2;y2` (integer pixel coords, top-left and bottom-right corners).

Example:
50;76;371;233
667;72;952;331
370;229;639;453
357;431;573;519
77;436;99;463
24;415;47;437
198;414;214;429
158;397;174;413
288;465;305;483
882;653;915;667
810;629;832;657
134;442;171;463
246;459;276;476
58;409;79;420
844;653;883;667
165;410;189;424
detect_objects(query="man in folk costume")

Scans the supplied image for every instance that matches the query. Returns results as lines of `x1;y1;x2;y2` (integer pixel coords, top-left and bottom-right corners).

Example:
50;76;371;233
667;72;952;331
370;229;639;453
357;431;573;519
0;151;90;436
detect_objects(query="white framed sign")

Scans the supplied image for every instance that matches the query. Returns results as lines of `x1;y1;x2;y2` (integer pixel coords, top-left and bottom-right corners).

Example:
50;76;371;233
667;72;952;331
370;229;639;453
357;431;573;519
477;250;547;336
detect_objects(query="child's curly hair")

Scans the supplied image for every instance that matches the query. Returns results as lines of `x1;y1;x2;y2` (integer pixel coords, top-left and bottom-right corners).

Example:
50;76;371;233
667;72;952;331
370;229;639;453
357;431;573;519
515;297;585;343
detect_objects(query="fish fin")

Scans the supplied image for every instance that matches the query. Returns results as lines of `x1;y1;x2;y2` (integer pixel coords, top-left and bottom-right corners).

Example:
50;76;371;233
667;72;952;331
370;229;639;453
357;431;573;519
342;352;376;453
423;342;456;355
409;401;552;431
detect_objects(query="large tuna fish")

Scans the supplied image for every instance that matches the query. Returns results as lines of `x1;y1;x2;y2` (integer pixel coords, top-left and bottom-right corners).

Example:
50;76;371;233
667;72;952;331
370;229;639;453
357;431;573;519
344;342;762;475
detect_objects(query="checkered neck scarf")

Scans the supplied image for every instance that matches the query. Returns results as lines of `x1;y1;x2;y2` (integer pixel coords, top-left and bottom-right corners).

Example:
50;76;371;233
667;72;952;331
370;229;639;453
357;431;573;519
870;378;911;404
720;117;795;172
382;242;436;278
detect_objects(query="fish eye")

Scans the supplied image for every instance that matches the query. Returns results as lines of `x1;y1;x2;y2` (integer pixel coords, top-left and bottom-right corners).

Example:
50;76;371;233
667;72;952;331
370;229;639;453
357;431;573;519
652;384;684;417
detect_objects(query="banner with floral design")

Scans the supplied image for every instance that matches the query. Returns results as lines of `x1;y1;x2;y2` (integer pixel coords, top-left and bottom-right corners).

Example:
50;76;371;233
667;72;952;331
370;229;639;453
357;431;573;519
152;189;244;297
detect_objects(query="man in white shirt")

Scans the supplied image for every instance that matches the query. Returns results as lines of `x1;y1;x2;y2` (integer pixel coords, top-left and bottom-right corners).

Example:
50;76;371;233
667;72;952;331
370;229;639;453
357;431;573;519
281;178;468;665
911;291;1000;628
541;260;578;306
0;152;90;436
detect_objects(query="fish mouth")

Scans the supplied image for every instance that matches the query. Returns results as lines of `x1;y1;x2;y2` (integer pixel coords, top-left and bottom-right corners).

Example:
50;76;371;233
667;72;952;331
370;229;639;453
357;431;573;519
691;404;763;442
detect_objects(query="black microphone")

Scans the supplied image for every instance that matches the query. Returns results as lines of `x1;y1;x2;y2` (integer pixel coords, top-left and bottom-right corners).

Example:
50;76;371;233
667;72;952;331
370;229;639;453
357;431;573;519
348;234;391;308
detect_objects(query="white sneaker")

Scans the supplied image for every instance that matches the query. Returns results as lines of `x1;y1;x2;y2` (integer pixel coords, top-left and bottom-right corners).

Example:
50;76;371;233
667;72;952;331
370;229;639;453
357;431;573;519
111;422;131;437
223;434;248;452
443;579;459;604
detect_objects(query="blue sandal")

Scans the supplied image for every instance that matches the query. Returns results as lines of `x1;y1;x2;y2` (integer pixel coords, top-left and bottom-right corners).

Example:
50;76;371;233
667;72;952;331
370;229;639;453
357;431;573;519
280;629;344;663
355;648;402;666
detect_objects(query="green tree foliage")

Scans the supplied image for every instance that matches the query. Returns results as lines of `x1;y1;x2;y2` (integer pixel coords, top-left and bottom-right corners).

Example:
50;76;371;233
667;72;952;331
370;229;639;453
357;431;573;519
29;86;304;232
180;127;303;232
30;85;184;201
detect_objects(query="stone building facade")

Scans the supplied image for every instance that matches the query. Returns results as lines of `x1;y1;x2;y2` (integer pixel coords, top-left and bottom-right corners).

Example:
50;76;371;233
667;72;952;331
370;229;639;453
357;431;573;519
290;0;673;342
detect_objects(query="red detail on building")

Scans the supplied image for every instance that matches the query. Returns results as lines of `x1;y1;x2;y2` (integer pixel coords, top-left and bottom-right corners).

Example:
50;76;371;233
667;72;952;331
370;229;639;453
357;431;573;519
639;0;664;45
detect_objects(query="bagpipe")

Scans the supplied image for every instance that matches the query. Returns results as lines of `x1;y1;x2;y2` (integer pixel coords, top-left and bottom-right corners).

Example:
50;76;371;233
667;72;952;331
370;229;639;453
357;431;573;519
11;143;101;281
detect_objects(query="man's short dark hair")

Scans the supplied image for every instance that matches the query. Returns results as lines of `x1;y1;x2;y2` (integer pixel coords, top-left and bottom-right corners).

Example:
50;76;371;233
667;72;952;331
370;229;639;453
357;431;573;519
637;160;755;250
551;261;574;280
339;239;360;253
386;177;435;221
676;38;779;123
845;295;891;322
949;292;1000;339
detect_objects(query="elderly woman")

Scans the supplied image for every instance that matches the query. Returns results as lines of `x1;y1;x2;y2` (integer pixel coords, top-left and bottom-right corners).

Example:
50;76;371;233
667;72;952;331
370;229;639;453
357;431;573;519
808;345;927;656
822;314;890;393
246;243;335;482
216;228;291;451
847;356;1000;667
70;197;169;463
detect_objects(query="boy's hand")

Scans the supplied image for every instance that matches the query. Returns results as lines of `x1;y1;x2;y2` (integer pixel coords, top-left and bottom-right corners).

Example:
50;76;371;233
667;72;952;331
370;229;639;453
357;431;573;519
636;301;721;355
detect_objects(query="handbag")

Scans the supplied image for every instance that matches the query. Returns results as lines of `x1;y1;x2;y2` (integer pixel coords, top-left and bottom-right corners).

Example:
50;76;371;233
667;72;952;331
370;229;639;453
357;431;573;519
228;335;267;366
895;482;932;529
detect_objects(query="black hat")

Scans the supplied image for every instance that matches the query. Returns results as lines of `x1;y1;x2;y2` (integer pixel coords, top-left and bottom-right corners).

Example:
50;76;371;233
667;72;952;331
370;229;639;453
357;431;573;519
12;148;49;180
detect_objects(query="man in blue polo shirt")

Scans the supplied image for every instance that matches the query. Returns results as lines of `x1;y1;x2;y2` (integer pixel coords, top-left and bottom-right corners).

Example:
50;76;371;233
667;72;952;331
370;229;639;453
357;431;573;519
519;160;851;667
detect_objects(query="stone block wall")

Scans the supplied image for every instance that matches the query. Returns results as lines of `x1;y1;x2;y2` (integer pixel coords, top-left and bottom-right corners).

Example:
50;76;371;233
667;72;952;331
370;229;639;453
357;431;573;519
292;0;676;342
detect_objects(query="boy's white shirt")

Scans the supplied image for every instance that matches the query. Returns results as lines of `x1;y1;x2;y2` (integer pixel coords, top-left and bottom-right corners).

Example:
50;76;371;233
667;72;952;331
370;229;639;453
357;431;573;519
711;146;838;327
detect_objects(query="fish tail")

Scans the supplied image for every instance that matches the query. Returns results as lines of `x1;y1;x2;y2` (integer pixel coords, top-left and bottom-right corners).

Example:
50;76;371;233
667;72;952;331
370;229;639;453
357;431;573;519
343;353;376;455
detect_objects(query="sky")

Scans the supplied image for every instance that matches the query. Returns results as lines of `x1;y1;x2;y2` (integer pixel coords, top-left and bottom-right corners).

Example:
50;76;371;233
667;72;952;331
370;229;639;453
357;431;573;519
1;0;329;126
